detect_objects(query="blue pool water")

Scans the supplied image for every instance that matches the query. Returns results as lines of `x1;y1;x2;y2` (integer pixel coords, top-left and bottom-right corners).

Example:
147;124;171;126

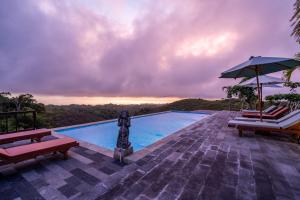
55;111;209;151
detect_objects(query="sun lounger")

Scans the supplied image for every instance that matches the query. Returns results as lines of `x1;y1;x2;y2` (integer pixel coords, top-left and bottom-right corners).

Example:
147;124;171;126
228;114;300;141
0;129;51;145
0;137;79;165
242;107;289;119
234;110;300;123
241;105;277;113
242;106;284;115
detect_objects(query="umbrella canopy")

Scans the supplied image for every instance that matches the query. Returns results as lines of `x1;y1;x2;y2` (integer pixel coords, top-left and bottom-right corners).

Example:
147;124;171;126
239;75;285;87
261;84;283;88
242;84;282;88
220;56;300;121
220;56;300;78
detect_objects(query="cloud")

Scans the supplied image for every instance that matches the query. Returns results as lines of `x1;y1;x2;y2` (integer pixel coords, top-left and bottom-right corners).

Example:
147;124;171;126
0;0;299;99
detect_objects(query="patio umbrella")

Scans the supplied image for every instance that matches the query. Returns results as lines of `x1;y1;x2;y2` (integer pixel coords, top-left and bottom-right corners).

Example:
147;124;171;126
239;75;285;87
220;56;300;121
239;75;285;105
242;83;283;88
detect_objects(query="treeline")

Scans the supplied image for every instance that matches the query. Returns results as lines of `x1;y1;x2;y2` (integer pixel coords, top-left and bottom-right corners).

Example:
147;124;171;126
45;98;243;128
45;104;162;128
1;92;244;129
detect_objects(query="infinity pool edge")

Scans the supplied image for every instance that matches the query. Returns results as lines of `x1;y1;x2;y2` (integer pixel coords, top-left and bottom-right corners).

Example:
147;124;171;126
52;110;214;163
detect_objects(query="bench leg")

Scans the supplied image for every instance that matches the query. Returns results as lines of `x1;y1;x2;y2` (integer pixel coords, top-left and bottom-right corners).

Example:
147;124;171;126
238;128;243;137
31;137;41;143
60;150;69;159
63;151;68;159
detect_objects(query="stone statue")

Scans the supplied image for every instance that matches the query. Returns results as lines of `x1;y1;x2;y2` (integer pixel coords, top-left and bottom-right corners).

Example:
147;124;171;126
116;110;131;149
114;110;133;162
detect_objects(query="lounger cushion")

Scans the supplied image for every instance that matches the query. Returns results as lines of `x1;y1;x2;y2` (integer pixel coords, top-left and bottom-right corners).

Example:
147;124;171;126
228;120;280;129
5;138;78;157
279;115;300;129
235;110;300;123
242;107;288;119
234;117;274;122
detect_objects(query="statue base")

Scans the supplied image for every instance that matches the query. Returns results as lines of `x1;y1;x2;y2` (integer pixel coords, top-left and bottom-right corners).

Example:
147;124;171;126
113;146;133;163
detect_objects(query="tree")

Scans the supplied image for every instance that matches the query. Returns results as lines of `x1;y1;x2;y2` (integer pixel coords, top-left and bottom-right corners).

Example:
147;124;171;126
0;92;11;112
284;81;300;93
291;0;300;43
285;0;300;81
222;86;233;110
11;94;37;111
223;85;257;110
283;52;299;82
0;92;47;131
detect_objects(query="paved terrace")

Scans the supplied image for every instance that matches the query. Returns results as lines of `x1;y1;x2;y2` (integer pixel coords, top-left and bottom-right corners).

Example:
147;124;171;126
1;111;300;200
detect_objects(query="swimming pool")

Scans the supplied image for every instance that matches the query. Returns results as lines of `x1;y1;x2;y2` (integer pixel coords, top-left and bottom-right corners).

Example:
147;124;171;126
55;111;209;151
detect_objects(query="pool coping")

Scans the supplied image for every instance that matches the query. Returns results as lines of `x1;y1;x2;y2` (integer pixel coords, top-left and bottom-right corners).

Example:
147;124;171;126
52;110;215;163
125;112;216;163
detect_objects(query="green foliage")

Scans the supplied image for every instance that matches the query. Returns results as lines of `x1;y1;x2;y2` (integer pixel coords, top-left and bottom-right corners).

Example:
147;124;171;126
291;0;300;43
222;86;233;99
0;92;11;112
0;92;46;132
284;81;300;93
11;93;38;111
286;1;300;81
283;67;299;81
266;93;300;111
0;92;45;112
265;94;300;103
223;85;257;109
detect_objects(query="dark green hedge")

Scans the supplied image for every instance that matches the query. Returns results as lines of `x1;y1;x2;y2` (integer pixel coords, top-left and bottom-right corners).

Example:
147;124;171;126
265;94;300;102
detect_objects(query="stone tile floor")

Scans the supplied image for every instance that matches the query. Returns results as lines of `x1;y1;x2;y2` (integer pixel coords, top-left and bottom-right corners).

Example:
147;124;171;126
1;111;300;200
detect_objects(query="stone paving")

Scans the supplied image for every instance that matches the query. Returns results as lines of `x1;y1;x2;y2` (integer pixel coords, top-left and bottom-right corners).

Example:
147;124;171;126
0;137;126;200
1;111;300;200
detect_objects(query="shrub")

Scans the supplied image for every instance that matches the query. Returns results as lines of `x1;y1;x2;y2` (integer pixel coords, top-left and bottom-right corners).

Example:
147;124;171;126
265;94;300;111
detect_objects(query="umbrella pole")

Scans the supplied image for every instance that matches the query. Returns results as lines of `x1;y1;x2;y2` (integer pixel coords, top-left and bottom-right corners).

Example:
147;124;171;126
255;67;262;121
260;84;263;110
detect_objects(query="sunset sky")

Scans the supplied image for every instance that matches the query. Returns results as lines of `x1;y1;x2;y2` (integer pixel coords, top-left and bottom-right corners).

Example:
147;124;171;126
0;0;299;105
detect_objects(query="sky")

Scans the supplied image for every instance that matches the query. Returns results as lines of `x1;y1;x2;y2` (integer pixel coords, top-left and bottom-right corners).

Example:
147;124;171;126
0;0;299;105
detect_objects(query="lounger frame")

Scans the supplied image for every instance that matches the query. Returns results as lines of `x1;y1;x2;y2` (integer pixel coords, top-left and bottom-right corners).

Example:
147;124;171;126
236;125;300;143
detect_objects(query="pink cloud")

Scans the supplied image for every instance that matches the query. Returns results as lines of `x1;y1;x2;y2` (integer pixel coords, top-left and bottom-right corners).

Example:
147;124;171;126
0;0;298;99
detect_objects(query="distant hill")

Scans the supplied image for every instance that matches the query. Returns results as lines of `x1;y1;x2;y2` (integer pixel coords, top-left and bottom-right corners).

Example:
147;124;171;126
160;98;241;111
45;103;162;128
45;98;241;128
